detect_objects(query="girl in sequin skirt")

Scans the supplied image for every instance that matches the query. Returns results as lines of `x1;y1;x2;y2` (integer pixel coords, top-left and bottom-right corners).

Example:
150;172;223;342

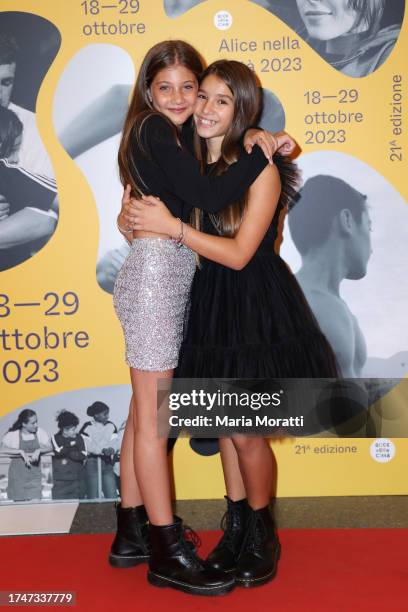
111;40;293;596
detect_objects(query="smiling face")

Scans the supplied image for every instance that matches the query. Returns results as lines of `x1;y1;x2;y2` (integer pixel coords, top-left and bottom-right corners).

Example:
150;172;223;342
296;0;361;40
193;73;235;143
149;64;198;126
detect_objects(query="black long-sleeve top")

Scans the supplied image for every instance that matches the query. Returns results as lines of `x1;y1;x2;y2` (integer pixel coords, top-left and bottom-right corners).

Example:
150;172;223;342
130;114;269;222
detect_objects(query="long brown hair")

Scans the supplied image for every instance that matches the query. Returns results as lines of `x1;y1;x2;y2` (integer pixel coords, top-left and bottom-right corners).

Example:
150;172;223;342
193;61;261;237
118;40;204;195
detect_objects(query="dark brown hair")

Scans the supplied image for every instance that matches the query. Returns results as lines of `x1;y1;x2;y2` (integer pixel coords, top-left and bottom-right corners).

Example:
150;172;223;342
0;106;23;158
8;409;36;432
0;33;19;66
118;40;204;195
194;60;261;237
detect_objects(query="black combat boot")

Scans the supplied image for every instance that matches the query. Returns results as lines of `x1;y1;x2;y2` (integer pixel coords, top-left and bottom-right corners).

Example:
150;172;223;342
148;516;236;596
109;503;150;568
206;496;249;573
235;504;281;588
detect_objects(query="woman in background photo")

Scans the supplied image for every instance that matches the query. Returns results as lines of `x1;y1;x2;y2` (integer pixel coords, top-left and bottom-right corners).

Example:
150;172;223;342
295;0;401;77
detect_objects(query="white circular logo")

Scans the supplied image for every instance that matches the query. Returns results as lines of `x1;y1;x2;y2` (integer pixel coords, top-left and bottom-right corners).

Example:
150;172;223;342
214;11;233;30
370;438;396;463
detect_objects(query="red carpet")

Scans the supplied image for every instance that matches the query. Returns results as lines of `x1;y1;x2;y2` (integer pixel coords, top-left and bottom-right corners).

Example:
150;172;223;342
1;529;407;611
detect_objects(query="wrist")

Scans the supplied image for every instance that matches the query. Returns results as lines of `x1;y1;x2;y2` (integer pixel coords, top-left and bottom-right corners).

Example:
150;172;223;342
168;217;181;239
117;215;132;235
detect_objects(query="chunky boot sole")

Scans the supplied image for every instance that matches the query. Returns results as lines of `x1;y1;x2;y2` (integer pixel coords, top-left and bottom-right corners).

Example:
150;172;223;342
235;543;281;589
109;552;150;568
147;571;235;596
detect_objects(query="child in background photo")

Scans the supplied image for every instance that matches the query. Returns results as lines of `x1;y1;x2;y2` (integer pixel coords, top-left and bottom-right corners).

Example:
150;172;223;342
51;411;87;500
0;409;52;502
80;402;118;500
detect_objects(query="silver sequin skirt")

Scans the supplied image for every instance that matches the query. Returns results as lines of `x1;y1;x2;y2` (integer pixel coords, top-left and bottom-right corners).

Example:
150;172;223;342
113;237;196;371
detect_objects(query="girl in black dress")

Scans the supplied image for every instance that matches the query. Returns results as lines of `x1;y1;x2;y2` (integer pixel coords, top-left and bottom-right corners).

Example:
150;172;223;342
126;59;339;588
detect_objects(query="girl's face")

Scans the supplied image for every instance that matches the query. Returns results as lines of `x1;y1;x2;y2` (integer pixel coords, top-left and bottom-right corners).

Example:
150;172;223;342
193;74;235;141
296;0;360;40
23;415;38;434
62;426;77;439
149;64;198;126
7;133;22;164
94;409;109;424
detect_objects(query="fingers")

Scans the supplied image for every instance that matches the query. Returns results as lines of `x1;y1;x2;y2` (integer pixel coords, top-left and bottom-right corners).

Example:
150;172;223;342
261;131;275;160
122;184;132;206
275;132;297;155
258;139;271;161
122;203;148;228
141;194;160;206
280;136;295;153
253;131;276;162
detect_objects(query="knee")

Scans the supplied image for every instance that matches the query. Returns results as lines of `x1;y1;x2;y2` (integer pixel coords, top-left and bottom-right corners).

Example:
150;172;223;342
133;418;167;446
231;435;264;456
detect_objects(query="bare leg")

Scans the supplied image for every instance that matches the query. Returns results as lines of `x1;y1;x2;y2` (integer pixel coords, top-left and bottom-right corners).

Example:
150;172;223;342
231;435;273;510
119;396;143;507
130;368;173;525
219;437;246;501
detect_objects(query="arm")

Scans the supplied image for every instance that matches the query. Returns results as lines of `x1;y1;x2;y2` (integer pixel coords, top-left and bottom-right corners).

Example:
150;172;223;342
0;445;27;457
80;433;100;455
182;115;296;160
0;433;32;465
133;165;281;270
0;196;10;221
141;115;269;213
29;430;53;461
59;85;131;158
243;129;296;158
0;208;56;249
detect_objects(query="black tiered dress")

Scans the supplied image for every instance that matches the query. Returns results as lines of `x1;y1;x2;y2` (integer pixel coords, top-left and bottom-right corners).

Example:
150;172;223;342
176;156;340;380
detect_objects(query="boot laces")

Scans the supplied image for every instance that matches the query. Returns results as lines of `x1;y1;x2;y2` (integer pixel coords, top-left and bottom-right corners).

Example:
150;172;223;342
217;509;242;551
183;524;202;549
240;513;267;555
177;525;204;570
